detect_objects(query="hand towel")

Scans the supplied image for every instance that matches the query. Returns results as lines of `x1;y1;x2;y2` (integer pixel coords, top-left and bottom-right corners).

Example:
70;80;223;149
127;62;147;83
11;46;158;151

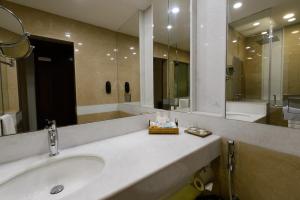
0;114;16;136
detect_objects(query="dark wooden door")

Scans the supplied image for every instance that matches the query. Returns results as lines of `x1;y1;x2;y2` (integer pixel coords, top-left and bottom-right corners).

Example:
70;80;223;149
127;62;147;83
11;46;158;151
30;36;77;129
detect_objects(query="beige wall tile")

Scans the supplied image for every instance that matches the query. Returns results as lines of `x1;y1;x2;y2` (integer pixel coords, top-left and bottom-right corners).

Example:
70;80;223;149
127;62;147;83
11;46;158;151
214;139;300;200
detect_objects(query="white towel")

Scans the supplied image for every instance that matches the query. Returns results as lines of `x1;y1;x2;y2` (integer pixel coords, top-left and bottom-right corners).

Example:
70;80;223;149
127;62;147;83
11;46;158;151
0;120;2;137
0;114;16;136
283;106;300;121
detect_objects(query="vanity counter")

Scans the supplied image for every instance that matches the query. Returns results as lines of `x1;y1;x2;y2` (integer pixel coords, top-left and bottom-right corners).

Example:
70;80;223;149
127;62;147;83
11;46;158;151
0;128;221;200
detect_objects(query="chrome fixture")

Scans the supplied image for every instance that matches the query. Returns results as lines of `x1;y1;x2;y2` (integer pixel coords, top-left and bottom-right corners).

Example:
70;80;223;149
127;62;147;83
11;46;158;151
227;140;239;200
45;120;59;156
50;185;64;195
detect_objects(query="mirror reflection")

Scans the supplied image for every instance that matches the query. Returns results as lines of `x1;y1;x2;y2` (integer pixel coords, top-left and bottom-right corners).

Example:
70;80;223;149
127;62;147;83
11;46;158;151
152;0;190;111
0;0;143;136
226;0;300;129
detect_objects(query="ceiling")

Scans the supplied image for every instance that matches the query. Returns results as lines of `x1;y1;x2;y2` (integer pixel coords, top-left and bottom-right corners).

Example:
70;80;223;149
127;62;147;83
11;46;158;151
8;0;152;32
229;0;300;36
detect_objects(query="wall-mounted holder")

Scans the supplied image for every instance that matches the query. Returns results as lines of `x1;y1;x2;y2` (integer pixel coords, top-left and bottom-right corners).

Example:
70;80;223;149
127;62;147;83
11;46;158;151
105;81;111;94
125;82;130;93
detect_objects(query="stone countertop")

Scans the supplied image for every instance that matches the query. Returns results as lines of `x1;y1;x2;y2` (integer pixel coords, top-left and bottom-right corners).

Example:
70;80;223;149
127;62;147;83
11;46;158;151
0;128;221;200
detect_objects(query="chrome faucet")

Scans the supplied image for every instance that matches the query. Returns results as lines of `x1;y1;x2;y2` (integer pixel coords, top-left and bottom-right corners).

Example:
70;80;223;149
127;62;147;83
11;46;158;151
45;120;59;156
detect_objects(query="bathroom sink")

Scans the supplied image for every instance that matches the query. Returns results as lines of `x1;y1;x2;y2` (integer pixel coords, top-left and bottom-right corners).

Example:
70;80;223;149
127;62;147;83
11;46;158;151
0;155;105;200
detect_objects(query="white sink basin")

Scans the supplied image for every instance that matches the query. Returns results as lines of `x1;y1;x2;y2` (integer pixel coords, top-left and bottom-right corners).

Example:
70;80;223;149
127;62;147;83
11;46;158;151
0;155;105;200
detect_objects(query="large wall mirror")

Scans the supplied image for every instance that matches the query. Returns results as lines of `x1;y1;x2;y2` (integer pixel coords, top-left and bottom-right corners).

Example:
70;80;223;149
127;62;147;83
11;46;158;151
226;0;300;129
0;0;146;136
152;0;190;112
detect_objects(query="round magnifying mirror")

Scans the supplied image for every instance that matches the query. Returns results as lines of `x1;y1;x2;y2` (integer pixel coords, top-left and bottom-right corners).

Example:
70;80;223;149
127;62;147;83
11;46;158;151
0;5;32;59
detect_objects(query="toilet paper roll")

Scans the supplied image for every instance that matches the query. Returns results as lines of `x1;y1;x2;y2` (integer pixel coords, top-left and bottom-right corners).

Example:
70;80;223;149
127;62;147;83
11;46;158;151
193;177;205;192
193;166;215;192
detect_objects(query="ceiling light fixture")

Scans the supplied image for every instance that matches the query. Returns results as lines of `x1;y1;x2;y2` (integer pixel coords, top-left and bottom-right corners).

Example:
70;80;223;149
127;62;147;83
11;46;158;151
171;7;180;14
233;2;243;9
110;57;114;61
106;53;111;56
261;31;268;35
113;49;118;52
245;46;251;50
283;13;295;19
167;25;173;30
75;48;79;52
124;56;128;59
288;18;296;22
65;32;71;38
247;57;253;60
292;30;300;34
132;52;137;55
163;54;167;57
78;42;83;46
232;40;237;43
129;47;135;50
253;22;260;27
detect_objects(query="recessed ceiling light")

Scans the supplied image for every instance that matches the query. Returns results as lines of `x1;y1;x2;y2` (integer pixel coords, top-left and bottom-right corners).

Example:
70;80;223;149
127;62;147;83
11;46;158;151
124;56;128;59
110;57;114;61
65;32;71;38
75;48;79;52
283;13;295;19
233;2;243;9
247;57;253;60
253;22;260;27
106;53;111;56
113;49;118;52
232;40;237;43
251;50;255;53
261;31;268;35
129;47;135;50
292;30;300;34
132;52;137;55
167;25;173;30
245;46;251;50
288;18;296;22
171;7;180;14
78;42;83;46
163;54;167;57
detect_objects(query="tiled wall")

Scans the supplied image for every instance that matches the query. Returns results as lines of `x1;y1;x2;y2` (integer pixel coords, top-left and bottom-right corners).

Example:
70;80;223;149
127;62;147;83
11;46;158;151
244;36;263;99
2;1;119;107
283;23;300;96
214;139;300;200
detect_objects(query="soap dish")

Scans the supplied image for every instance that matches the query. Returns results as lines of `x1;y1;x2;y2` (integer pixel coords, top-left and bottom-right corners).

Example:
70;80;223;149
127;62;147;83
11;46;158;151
185;127;212;138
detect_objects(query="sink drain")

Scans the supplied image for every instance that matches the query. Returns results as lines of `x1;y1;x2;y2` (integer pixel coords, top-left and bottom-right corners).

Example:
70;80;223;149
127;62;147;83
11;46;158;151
50;185;64;195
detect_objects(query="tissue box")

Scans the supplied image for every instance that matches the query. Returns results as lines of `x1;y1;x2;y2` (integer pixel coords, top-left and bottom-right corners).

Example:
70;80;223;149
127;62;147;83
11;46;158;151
148;127;179;135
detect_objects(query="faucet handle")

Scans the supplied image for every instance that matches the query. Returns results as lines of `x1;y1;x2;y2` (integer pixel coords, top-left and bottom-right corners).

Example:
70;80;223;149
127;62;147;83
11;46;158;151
45;119;56;129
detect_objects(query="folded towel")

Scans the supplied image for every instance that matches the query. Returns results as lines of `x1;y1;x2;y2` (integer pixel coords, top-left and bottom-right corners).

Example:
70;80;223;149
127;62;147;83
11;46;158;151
0;120;2;137
283;106;300;120
0;114;16;136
